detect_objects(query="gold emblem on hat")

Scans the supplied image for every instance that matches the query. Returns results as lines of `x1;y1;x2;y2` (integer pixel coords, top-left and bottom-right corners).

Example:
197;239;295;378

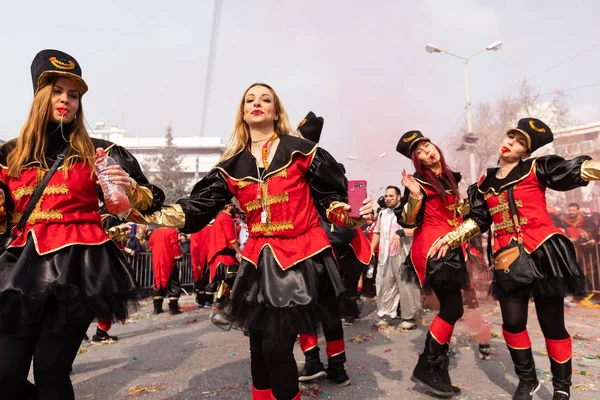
49;57;75;71
529;120;546;133
403;132;418;142
297;118;307;128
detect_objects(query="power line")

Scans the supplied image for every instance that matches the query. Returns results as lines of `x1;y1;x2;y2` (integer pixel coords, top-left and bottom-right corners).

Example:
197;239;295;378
528;43;600;80
198;0;224;138
537;82;600;97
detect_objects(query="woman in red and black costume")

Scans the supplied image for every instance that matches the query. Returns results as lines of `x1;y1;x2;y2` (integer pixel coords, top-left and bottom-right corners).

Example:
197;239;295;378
432;118;596;400
0;50;164;400
127;83;372;400
396;130;467;397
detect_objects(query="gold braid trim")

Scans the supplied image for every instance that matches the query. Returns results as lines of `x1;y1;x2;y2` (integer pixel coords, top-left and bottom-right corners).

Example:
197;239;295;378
126;204;185;229
443;218;481;250
107;226;129;241
581;159;600;181
127;179;154;211
326;201;365;229
401;194;423;225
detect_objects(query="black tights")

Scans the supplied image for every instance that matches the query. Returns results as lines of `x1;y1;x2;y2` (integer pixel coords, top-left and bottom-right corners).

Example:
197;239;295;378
432;282;464;326
250;330;298;400
0;318;91;400
500;294;569;340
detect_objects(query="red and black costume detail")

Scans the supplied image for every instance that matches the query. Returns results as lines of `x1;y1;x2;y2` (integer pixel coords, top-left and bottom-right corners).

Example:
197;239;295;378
205;210;239;297
459;156;589;299
127;134;354;400
445;154;597;397
398;171;468;291
0;128;164;337
148;227;183;304
190;224;213;306
395;129;466;396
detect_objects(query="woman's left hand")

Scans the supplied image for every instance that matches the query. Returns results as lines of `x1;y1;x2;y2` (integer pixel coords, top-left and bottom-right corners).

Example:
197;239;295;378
344;197;373;217
98;165;132;192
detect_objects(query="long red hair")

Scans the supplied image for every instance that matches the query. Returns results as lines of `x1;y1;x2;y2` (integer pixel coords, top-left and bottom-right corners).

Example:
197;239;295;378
410;142;459;205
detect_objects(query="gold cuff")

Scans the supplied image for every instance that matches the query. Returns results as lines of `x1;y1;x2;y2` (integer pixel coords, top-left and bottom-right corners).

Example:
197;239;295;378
458;199;470;216
443;218;481;249
326;201;365;228
581;159;600;181
107;226;129;241
126;204;186;229
127;179;154;211
402;193;423;225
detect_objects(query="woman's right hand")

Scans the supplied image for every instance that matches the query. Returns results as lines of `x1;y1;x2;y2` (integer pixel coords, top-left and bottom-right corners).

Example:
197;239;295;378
427;237;449;259
401;169;421;198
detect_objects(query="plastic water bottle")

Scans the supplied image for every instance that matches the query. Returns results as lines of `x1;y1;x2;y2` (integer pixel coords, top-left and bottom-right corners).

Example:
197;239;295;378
95;148;130;215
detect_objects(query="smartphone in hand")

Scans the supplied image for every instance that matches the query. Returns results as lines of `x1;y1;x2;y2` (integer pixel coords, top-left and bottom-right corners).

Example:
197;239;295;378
347;180;367;218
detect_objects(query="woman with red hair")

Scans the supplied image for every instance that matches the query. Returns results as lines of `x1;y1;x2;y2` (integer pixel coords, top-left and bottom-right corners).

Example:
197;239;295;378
396;130;466;397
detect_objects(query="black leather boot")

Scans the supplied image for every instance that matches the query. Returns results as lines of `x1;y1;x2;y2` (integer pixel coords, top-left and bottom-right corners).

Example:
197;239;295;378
298;347;327;382
153;297;163;314
508;347;540;400
411;333;454;396
91;326;118;342
439;343;461;395
168;299;182;315
326;353;350;386
549;357;571;399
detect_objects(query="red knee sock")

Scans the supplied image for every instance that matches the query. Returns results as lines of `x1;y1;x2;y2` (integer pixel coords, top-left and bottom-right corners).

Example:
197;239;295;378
430;316;454;345
97;319;112;332
299;333;318;353
326;339;345;359
502;327;531;350
545;337;572;363
252;385;271;400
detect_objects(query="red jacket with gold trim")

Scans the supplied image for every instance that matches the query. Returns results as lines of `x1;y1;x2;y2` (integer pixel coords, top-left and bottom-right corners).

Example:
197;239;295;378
0;138;165;256
175;135;350;270
148;227;183;289
397;171;465;286
207;211;238;280
467;155;592;253
190;224;211;282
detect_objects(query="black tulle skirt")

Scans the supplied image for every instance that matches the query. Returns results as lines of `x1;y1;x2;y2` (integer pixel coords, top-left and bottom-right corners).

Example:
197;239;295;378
0;236;139;337
402;247;470;293
225;246;345;338
489;235;589;299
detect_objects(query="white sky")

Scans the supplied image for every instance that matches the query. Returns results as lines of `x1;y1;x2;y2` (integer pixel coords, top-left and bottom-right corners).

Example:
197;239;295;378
2;0;599;194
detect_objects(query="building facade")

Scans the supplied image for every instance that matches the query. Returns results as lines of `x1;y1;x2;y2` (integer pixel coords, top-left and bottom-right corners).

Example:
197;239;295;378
88;123;225;186
545;121;600;212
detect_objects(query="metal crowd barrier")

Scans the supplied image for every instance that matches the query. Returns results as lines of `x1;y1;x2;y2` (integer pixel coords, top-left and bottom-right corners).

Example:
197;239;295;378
575;244;600;293
127;252;195;289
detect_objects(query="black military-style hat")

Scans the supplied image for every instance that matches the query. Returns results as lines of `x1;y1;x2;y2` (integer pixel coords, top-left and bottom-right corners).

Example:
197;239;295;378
396;130;430;159
506;118;553;154
31;49;88;95
297;111;324;143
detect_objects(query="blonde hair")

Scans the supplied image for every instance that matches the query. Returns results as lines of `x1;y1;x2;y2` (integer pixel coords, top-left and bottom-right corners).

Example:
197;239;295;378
220;82;297;161
7;79;95;177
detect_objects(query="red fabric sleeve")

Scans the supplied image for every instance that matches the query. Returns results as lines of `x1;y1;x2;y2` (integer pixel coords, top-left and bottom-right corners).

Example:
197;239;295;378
170;229;183;260
221;215;237;246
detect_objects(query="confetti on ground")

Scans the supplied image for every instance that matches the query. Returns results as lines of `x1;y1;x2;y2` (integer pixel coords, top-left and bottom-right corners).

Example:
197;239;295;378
573;333;600;342
350;333;373;343
384;348;392;353
90;339;117;346
127;384;167;396
499;361;506;372
577;294;600;309
300;382;332;399
181;318;198;325
77;346;87;355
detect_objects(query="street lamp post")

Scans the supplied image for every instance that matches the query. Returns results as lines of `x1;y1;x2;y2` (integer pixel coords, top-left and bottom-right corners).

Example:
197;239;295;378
425;40;503;183
348;153;387;197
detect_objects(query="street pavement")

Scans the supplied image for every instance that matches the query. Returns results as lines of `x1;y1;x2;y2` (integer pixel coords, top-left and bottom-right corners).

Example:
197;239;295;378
69;295;600;399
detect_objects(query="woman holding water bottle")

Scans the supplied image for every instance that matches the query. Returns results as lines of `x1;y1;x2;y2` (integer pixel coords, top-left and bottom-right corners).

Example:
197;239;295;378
0;50;164;400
